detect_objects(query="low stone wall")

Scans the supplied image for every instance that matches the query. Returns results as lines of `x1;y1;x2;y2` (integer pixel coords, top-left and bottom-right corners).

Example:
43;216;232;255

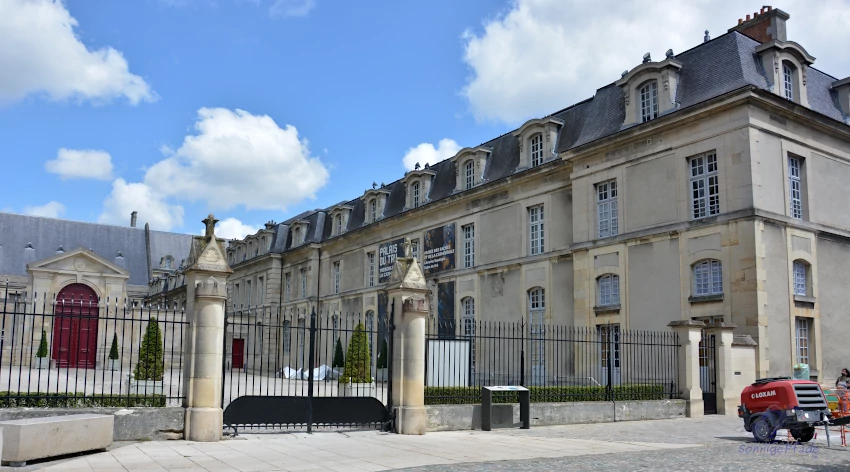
0;407;184;441
426;400;686;431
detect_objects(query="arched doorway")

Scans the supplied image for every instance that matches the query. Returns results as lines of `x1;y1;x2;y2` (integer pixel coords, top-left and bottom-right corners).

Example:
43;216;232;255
52;284;99;369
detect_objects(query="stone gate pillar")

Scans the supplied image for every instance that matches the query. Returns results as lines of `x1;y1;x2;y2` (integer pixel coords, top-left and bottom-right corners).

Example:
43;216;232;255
182;214;233;442
386;239;429;435
668;320;706;418
704;322;737;415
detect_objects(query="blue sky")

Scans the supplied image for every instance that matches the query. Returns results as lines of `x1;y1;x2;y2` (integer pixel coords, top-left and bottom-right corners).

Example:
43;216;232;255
2;0;849;239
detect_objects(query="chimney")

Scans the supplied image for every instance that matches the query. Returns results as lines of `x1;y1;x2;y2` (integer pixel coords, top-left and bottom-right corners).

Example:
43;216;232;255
728;6;789;43
131;211;138;228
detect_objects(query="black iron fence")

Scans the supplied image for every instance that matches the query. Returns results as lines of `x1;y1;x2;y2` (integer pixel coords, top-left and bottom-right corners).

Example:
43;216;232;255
222;305;393;431
425;319;679;405
0;289;186;407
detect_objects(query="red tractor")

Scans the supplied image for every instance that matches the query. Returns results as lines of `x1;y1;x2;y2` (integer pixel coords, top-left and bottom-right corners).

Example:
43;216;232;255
738;377;850;442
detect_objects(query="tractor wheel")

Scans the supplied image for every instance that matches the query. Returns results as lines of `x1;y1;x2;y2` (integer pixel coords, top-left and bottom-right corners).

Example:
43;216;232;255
752;415;778;443
790;427;816;443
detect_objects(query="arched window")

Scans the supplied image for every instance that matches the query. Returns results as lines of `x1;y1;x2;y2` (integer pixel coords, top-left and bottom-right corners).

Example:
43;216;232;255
293;227;301;246
335;214;343;235
530;134;543;167
693;259;722;296
597;274;620;306
412;182;421;208
370;199;377;222
793;260;809;296
164;256;173;270
464;161;475;190
783;62;795;101
639;80;659;122
528;287;545;385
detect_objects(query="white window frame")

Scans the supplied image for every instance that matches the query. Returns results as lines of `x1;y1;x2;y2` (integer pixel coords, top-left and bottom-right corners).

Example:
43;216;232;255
283;320;291;351
783;63;794;101
284;273;291;302
300;268;307;299
529;205;545;255
530;134;544;167
465;160;475;189
788;156;802;220
693;259;722;296
640;81;659;122
597;274;620;306
795;317;810;365
333;261;341;294
412;239;419;260
258;276;265;304
412;182;421;208
370;199;377;222
366;311;375;365
246;280;252;307
793;261;807;296
463;224;475;268
293;227;302;246
462;297;475;374
335;214;343;235
332;315;339;342
597;180;618;238
368;252;375;288
528;287;545;384
689;152;720;219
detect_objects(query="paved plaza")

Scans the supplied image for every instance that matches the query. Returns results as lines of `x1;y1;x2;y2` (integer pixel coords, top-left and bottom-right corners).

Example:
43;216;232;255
2;415;848;471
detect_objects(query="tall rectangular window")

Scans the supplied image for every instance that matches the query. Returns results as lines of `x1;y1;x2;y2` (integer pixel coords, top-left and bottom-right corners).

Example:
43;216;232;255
784;64;794;101
368;252;375;287
463;224;475;268
413;182;421;208
258;276;265;304
640;81;659;122
789;156;802;220
284;273;291;302
597;274;620;306
370;199;377;222
530;134;543;167
529;205;545;255
234;283;240;308
246;280;252;307
465;161;475;189
793;261;807;296
300;268;307;298
335;214;343;235
795;317;810;365
689;152;720;219
412;239;419;260
333;261;341;294
597;180;618;238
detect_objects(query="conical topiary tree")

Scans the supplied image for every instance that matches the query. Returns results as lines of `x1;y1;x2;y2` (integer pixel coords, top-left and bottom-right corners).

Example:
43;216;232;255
134;317;164;381
36;330;48;358
376;338;388;369
341;322;371;384
108;333;119;360
332;338;345;368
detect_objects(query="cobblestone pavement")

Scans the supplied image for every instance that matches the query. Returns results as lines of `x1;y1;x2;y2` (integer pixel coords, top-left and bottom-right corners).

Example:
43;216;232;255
394;416;850;472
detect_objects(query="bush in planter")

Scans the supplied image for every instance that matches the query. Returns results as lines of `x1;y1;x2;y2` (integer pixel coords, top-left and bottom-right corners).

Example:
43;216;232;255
109;333;119;361
340;322;370;384
36;330;48;359
332;338;345;369
376;338;388;369
133;317;164;381
422;384;667;405
0;391;166;408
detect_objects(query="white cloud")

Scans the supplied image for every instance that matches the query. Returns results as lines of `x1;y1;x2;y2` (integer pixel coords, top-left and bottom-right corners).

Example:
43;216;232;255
269;0;315;18
204;217;261;240
402;139;462;171
23;201;65;218
98;178;184;231
144;107;330;212
45;148;114;181
0;0;156;105
461;0;850;125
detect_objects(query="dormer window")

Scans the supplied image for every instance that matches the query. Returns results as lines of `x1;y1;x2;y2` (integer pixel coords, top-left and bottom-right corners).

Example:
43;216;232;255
412;182;421;208
401;168;435;210
335;214;342;234
783;62;795;100
293;227;302;246
362;187;390;224
464;161;475;190
329;204;353;236
639;80;659;122
370;199;377;222
530;134;544;167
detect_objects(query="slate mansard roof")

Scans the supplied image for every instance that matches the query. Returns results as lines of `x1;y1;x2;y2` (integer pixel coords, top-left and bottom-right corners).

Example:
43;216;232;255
255;31;846;256
0;212;194;286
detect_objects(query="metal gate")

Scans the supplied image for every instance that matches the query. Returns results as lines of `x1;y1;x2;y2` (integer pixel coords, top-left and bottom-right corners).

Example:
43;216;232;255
700;332;717;415
221;305;394;434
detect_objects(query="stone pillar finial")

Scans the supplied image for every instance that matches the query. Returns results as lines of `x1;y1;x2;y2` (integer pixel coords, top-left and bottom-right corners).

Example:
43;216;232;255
202;214;219;240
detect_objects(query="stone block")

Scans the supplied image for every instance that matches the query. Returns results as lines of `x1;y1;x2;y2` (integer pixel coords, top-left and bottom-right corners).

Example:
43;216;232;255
0;414;113;466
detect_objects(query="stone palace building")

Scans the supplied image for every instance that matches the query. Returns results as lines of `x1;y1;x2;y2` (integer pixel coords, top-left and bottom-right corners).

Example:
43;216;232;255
221;7;850;385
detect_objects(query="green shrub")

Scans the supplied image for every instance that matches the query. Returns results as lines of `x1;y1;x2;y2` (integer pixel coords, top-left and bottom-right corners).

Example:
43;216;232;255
134;317;164;381
423;384;666;405
0;392;166;408
35;330;48;358
376;338;388;369
108;333;119;360
340;322;370;384
332;338;345;368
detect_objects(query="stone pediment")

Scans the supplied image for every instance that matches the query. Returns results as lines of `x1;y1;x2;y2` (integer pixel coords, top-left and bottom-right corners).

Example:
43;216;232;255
184;214;233;274
27;247;129;278
387;242;427;291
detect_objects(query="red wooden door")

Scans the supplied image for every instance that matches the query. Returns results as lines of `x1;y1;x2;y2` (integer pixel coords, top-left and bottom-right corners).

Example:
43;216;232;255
52;284;99;369
232;339;245;369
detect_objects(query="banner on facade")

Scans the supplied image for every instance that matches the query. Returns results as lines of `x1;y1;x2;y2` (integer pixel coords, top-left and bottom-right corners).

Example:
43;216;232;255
378;238;405;283
437;281;455;339
423;223;456;275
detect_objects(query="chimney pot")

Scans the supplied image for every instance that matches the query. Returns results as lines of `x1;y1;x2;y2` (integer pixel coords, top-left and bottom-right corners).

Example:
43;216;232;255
739;18;743;25
767;6;772;11
746;14;751;21
130;211;138;228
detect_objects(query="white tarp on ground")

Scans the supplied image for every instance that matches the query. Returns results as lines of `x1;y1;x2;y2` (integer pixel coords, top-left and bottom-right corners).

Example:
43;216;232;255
277;365;342;381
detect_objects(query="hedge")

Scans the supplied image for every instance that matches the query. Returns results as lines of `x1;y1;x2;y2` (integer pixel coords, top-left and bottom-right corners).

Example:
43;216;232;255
0;392;167;408
424;384;667;405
